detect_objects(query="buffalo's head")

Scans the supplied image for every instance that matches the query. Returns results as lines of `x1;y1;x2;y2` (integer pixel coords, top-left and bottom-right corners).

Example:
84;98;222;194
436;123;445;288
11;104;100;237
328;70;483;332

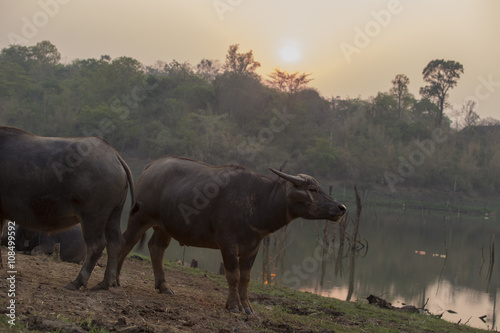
270;168;346;222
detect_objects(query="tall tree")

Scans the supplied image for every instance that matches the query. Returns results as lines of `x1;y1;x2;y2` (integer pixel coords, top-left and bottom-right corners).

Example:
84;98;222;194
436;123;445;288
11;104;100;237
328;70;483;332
223;44;260;76
419;59;464;127
390;74;410;119
267;68;313;94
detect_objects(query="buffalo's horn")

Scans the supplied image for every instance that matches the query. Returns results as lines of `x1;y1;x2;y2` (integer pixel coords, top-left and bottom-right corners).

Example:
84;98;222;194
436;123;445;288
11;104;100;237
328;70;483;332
269;168;307;186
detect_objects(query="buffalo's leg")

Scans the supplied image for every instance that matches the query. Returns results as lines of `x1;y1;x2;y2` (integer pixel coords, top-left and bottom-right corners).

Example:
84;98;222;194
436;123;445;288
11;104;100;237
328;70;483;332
65;219;106;290
116;215;153;286
92;203;125;290
238;249;259;315
221;247;242;312
148;227;174;294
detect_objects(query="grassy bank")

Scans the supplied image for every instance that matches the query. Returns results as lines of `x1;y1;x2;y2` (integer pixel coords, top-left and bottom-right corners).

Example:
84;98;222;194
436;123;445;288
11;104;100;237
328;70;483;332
2;254;489;333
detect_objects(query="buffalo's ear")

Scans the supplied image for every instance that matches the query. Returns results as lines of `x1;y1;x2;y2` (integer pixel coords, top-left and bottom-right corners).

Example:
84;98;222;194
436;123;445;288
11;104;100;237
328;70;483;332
288;189;311;202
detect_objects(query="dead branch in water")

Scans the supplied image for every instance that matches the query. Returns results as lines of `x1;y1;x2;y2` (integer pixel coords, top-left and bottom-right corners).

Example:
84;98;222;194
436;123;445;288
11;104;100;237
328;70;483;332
486;229;495;293
351;185;362;250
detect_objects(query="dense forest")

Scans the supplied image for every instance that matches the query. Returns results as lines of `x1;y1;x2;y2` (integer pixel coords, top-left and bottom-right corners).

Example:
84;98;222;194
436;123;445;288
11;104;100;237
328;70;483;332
0;41;499;197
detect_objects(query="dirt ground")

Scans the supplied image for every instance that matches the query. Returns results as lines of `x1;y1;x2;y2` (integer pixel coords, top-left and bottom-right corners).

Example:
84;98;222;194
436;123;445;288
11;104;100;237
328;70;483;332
0;251;330;333
1;250;487;333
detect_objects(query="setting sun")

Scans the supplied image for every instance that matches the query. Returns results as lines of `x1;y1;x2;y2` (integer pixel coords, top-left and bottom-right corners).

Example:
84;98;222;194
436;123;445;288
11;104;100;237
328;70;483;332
279;39;302;63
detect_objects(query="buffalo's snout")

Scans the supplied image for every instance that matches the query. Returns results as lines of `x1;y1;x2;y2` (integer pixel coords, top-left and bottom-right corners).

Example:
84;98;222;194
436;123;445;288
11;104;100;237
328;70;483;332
330;202;347;220
339;203;347;213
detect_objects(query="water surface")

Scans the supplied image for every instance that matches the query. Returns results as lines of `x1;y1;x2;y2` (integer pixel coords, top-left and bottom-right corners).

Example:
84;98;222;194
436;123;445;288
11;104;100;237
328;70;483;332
136;208;499;330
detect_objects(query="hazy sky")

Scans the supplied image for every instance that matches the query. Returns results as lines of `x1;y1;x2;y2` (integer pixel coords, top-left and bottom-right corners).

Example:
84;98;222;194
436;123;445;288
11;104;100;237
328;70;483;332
1;0;499;121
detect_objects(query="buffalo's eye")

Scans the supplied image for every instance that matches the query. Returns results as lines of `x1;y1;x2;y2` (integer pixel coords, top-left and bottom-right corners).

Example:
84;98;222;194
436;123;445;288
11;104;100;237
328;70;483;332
308;186;318;192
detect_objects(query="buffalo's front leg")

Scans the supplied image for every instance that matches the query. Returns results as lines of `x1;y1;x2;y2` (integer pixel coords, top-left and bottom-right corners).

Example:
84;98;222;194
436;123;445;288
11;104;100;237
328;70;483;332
221;248;242;313
148;227;174;294
238;249;259;315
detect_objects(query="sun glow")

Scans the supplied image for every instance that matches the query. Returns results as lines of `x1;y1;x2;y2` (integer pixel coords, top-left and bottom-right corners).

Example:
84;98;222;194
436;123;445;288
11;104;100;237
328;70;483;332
279;39;302;63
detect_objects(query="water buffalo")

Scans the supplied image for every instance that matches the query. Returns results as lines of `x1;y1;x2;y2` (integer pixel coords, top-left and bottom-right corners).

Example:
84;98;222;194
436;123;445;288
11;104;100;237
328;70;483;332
15;224;87;263
0;126;135;290
117;155;346;314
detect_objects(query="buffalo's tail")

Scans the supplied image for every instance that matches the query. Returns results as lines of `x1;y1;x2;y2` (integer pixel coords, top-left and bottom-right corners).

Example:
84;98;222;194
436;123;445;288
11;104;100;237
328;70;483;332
116;154;140;215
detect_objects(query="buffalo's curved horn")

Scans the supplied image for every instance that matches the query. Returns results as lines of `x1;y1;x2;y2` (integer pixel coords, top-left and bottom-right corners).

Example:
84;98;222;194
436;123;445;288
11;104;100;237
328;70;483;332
269;168;307;186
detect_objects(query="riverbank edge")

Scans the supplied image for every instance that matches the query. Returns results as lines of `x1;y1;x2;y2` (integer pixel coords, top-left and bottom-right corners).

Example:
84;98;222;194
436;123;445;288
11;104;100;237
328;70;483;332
1;253;489;333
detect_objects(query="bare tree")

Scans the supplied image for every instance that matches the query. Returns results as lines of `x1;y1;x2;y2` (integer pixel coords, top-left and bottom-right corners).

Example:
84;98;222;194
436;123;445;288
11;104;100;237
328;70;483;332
267;68;313;94
462;100;479;128
478;117;500;126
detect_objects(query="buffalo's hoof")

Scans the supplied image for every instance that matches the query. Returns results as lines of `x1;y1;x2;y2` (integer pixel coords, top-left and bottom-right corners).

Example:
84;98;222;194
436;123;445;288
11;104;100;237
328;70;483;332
90;281;110;291
226;302;243;314
244;307;255;315
158;282;175;295
64;281;81;290
159;287;175;295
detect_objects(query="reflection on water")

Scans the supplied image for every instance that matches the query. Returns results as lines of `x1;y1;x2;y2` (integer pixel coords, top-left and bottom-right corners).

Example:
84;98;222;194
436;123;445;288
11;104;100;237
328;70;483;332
132;207;498;330
304;280;498;330
253;209;499;330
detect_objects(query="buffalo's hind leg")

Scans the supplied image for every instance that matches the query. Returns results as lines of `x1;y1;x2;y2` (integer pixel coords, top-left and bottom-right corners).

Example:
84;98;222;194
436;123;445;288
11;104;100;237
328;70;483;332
65;218;106;290
92;202;125;290
116;214;153;287
148;227;174;294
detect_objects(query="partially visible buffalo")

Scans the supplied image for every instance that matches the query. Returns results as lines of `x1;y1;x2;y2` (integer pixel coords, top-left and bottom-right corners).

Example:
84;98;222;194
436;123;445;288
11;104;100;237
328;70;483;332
15;224;86;263
0;126;135;290
117;155;346;314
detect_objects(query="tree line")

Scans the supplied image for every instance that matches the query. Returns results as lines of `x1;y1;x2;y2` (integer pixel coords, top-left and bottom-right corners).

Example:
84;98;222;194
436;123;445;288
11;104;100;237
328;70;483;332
0;41;499;196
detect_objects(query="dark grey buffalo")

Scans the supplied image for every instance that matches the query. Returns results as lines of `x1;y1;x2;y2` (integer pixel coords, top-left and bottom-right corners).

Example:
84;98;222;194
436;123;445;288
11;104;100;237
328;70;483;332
15;224;86;263
117;155;346;314
0;126;134;290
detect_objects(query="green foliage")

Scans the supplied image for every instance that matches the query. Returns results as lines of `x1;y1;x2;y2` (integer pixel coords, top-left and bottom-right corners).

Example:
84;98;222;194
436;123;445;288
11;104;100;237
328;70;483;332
305;137;337;176
0;42;497;197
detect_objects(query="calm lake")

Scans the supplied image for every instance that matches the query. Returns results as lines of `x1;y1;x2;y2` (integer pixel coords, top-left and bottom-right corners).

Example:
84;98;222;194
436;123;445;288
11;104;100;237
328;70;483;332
132;206;499;330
